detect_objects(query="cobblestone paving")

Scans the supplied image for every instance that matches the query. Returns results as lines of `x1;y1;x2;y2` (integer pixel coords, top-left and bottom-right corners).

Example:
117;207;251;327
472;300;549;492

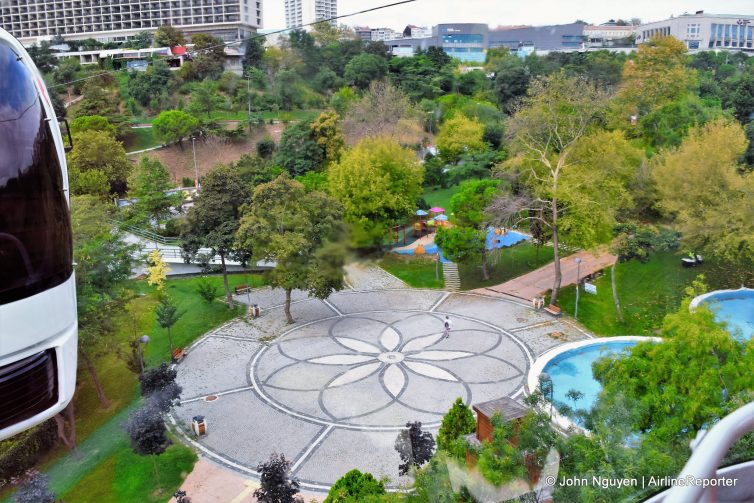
344;262;407;290
171;288;589;492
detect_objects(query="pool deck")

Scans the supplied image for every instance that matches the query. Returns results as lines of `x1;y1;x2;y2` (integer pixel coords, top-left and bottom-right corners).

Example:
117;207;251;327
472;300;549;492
476;250;617;301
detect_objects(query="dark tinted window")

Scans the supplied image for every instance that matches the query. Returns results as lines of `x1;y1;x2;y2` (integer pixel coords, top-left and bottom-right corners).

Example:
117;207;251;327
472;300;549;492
0;40;73;305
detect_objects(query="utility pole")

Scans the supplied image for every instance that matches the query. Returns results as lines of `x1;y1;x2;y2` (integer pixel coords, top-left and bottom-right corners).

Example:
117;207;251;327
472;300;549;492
574;257;582;319
191;135;199;190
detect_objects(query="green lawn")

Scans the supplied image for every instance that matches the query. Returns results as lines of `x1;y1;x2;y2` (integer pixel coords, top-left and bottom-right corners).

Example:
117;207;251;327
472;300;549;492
557;251;743;336
61;440;197;503
459;243;555;291
379;254;444;289
123;127;159;153
422;185;460;212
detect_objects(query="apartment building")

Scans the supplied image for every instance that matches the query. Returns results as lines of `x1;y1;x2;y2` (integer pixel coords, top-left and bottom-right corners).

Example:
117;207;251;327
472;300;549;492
1;0;262;46
284;0;337;29
584;23;636;47
637;11;754;51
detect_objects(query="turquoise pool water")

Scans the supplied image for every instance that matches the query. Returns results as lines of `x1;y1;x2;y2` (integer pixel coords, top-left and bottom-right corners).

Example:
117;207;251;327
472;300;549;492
702;290;754;340
542;341;638;419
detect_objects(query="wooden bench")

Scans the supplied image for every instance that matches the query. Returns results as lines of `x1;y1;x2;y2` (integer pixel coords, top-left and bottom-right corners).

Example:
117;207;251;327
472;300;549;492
234;284;251;295
172;348;186;363
544;304;561;317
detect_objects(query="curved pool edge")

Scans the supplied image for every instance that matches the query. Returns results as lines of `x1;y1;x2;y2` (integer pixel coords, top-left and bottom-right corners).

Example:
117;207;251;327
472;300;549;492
526;336;662;432
689;287;754;310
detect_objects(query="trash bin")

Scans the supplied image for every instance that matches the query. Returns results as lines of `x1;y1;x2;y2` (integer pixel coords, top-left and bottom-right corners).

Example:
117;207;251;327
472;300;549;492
251;304;261;318
532;296;545;310
192;415;207;437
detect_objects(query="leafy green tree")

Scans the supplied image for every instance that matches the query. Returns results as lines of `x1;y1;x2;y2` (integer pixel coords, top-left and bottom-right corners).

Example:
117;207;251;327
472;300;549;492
639;94;722;148
53;57;82;87
154;24;186;47
436;398;476;452
67;130;133;194
436;115;487;164
310;112;345;165
272;69;304;111
491;57;531;113
243;36;265;73
26;42;56;74
457;70;488;96
744;121;754;168
236;175;346;323
328;137;424;248
274;121;325;176
70;168;110;197
70;115;116;136
181;166;250;308
72;196;137;407
234;154;283;187
190;33;226;80
189;81;224;117
256;136;276;159
129;31;152;49
487;74;609;305
594;279;754;445
439;179;501;279
653;118;754;266
330;86;357;116
427;46;453;69
344;53;388;89
324;469;386;503
128;59;172;108
728;71;754;123
152;109;199;148
128;157;180;226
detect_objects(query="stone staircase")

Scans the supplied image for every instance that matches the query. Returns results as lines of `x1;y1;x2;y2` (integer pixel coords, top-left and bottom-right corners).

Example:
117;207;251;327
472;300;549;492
442;262;461;292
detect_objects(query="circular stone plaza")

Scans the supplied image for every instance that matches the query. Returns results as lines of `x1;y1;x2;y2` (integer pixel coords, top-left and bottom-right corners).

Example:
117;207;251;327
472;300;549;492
171;286;591;493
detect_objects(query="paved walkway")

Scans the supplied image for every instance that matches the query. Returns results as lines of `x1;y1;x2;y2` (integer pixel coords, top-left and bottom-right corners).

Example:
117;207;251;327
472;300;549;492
344;262;406;290
475;250;617;301
170;287;591;497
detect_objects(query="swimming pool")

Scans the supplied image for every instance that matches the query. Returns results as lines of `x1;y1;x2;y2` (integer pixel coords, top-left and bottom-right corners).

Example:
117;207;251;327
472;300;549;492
690;288;754;340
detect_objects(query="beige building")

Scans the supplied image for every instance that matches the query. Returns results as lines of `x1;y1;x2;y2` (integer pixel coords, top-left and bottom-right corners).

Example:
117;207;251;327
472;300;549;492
583;24;635;47
637;11;754;51
1;0;262;46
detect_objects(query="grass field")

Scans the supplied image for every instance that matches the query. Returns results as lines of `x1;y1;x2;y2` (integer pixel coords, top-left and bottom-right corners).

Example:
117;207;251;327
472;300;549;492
379;254;444;289
422;185;460;212
123;128;159;153
557;251;744;336
459;242;555;291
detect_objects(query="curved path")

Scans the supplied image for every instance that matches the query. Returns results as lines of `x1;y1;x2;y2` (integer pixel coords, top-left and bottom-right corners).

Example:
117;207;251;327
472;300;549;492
171;287;592;493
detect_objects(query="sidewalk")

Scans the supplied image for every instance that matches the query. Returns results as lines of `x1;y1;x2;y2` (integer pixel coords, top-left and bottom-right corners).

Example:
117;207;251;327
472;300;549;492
476;249;617;301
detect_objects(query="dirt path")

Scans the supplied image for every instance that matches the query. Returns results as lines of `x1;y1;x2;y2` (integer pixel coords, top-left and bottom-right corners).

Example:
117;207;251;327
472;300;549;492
474;249;617;301
134;124;284;185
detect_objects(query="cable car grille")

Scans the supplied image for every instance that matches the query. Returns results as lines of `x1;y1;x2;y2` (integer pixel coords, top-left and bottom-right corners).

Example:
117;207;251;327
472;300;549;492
0;350;58;430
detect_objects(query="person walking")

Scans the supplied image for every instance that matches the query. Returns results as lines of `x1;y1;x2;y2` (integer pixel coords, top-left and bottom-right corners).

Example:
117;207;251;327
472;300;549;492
443;315;452;339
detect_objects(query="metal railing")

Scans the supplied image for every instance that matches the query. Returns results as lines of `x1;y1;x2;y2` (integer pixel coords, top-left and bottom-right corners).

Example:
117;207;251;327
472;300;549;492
109;219;180;246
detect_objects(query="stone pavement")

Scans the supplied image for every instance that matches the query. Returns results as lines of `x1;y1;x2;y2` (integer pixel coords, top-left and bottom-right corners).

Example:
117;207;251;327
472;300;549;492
170;287;590;497
343;262;407;290
476;250;617;301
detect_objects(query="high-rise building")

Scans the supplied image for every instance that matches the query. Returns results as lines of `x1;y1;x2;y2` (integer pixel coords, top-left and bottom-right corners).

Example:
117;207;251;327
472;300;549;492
1;0;263;46
284;0;337;29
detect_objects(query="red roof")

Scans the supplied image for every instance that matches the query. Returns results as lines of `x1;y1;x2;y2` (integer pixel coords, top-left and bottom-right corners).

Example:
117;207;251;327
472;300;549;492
171;46;188;55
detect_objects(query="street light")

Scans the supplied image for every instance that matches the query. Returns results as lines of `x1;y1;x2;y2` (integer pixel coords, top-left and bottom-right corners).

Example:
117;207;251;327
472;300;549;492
190;136;199;190
574;257;583;320
539;372;554;419
137;334;150;376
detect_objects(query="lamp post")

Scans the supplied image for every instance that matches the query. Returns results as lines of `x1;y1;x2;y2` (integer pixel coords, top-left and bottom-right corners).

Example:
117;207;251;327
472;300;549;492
137;334;150;376
191;136;199;190
574;257;582;320
539;372;554;419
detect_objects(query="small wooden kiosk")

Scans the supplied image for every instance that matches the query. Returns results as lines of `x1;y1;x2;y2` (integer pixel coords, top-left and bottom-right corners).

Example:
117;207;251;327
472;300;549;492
472;397;529;443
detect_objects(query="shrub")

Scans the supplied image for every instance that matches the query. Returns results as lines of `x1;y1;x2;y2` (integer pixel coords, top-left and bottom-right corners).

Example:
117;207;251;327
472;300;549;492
0;422;56;482
256;136;276;159
181;176;194;187
324;469;386;503
196;278;219;304
437;398;476;453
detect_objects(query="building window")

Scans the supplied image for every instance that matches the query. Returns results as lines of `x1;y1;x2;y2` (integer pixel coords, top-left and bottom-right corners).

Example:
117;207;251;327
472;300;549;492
686;23;699;38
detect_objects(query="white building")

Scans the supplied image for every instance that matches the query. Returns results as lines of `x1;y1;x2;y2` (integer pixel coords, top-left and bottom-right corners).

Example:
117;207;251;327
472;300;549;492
1;0;262;46
403;25;431;39
284;0;337;29
584;23;636;47
636;11;754;51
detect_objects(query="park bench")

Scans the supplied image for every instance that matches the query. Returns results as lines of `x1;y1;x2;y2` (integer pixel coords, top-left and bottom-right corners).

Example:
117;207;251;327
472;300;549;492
172;348;186;363
234;284;251;295
544;305;561;317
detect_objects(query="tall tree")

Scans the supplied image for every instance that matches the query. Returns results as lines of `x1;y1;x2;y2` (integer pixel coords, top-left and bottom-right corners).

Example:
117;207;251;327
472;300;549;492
128;157;181;226
486;73;609;305
26;42;56;74
71;196;137;408
437;179;502;280
190;33;226;80
236;175;345;323
344;53;388;89
653;118;754;267
328;137;424;248
435;115;488;164
436;398;476;452
310;112;345;166
274;120;325;176
152;109;199;148
242;36;265;73
181;166;250;308
155;297;183;357
67;129;132;194
154;24;186;47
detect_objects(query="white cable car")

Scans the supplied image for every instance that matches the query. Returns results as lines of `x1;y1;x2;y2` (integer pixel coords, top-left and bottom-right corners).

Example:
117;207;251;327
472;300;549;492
0;28;77;440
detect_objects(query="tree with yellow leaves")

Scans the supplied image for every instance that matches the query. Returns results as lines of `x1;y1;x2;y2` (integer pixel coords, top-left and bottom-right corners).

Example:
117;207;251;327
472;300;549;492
147;250;168;291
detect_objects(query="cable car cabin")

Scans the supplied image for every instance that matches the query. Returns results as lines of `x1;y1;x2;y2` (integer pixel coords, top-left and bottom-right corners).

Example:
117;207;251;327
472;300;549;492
0;29;78;441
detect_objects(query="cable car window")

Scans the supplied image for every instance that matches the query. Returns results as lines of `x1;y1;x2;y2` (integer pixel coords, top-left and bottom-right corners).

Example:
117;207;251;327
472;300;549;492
0;40;73;305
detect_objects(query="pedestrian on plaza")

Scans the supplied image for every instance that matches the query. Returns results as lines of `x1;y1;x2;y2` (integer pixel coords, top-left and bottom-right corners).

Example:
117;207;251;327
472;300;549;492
443;315;452;339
